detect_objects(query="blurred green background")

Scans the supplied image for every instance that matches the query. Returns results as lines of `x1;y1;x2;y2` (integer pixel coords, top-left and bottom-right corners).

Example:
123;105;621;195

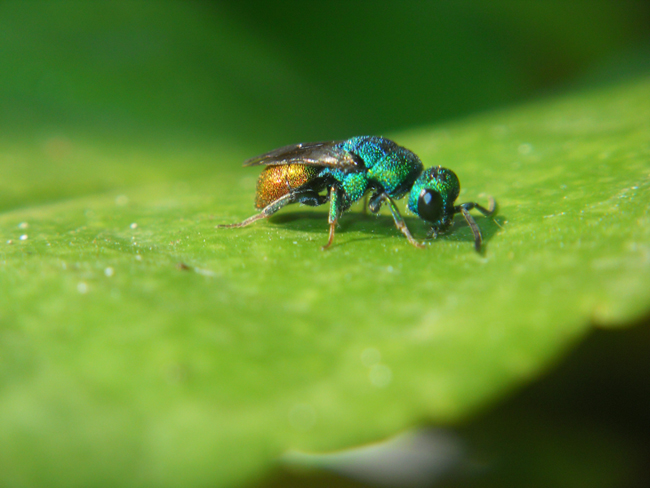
3;0;649;212
2;1;649;147
2;2;650;487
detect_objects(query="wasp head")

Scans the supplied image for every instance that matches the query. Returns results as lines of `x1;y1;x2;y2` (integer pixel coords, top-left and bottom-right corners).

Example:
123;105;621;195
407;166;460;233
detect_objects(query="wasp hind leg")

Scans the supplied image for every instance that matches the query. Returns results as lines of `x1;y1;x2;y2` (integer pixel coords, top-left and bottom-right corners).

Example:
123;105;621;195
217;190;327;229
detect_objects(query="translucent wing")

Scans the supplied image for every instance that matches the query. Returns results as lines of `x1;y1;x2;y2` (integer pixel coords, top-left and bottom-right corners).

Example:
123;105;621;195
243;141;363;172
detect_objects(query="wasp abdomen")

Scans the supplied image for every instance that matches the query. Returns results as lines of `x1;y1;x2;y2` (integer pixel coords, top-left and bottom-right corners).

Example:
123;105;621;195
254;164;321;209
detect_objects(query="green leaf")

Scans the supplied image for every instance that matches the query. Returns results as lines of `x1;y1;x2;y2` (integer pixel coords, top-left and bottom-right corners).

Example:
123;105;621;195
1;77;649;488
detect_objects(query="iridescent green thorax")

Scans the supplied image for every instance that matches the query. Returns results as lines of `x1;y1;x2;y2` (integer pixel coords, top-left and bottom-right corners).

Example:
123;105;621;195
255;164;321;209
322;136;424;207
408;167;460;232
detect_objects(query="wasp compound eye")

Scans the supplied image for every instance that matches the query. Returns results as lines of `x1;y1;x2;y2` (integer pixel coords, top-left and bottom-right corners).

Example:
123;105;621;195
417;188;443;223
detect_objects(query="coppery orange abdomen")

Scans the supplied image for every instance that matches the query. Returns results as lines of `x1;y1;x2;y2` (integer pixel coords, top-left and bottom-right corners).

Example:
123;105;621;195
255;164;320;209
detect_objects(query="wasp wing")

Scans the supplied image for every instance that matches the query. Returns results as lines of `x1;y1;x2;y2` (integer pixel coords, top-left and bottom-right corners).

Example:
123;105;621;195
243;141;362;172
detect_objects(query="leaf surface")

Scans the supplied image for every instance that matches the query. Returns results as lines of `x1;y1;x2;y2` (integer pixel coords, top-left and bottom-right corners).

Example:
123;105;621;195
1;78;649;487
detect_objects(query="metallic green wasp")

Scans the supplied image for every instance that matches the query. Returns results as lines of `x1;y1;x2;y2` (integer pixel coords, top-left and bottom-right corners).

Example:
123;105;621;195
218;136;495;250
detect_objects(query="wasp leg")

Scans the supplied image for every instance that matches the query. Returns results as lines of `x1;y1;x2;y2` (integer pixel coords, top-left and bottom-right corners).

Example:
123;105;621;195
454;196;497;252
456;196;496;217
299;192;329;207
323;186;342;250
426;228;438;239
361;193;370;215
367;191;383;214
217;190;326;229
372;192;426;249
458;207;482;252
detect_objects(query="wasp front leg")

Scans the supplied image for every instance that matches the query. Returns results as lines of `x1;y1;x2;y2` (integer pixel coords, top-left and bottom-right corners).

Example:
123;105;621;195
454;196;497;252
